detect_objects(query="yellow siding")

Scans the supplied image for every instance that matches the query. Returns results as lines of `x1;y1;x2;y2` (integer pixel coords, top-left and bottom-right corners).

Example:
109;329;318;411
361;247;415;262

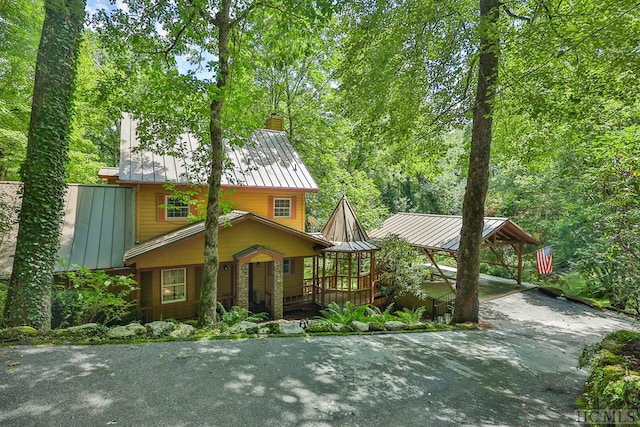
283;258;304;289
136;184;307;242
133;218;320;269
136;184;208;242
223;188;306;231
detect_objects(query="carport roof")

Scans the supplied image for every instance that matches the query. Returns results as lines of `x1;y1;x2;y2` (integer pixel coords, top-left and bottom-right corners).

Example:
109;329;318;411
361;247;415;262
369;212;538;252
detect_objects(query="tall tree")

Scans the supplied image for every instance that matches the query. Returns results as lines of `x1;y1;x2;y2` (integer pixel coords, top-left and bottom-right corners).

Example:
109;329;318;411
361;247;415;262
3;0;85;330
451;0;499;324
98;0;333;325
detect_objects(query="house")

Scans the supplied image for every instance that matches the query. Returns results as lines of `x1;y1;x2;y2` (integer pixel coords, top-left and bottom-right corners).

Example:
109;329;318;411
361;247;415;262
1;114;379;322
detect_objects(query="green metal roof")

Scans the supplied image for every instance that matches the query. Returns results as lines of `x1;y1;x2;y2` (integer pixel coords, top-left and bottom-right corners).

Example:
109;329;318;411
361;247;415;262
0;182;135;277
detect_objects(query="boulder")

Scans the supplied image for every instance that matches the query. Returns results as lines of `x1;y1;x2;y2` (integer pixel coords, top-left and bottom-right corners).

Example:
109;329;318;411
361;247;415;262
350;320;370;332
305;319;332;333
169;324;195;339
229;321;259;335
384;321;409;331
50;323;103;337
368;322;385;332
106;323;146;339
0;326;39;341
280;324;305;335
330;323;350;333
146;321;176;337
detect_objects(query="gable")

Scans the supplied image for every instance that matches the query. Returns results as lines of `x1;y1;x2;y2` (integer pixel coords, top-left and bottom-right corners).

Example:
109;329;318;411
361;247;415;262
124;211;330;269
118;114;318;190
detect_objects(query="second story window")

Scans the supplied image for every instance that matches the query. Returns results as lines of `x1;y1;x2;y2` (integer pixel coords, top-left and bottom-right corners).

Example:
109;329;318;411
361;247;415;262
166;195;190;220
273;198;291;218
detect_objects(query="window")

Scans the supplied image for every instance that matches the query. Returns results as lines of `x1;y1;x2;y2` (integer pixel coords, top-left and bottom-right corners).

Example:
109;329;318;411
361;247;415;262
161;268;186;304
165;195;190;220
273;198;291;218
283;259;292;276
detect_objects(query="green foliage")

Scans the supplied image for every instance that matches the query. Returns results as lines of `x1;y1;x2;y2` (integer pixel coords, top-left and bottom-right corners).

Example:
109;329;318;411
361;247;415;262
579;330;640;413
318;301;371;325
374;235;425;305
216;303;268;327
394;306;426;326
0;281;7;323
0;0;43;180
4;0;86;332
52;267;137;328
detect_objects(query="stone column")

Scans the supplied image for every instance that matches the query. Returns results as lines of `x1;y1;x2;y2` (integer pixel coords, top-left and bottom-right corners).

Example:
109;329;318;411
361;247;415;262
272;260;284;319
237;263;249;309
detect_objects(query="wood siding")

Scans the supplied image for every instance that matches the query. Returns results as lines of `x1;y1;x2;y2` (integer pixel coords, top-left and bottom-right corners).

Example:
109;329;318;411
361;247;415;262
136;184;307;242
132;218;320;269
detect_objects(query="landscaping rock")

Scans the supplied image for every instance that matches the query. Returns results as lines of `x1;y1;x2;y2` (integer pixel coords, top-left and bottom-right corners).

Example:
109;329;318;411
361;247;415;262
350;320;370;332
305;319;332;333
368;322;385;332
0;326;39;341
169;324;195;339
146;321;176;337
50;323;103;337
229;321;259;335
258;322;281;335
280;324;305;335
330;323;350;333
106;323;146;339
384;321;409;331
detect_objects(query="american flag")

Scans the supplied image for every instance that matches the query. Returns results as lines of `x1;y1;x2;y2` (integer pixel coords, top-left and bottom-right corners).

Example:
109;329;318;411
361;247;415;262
536;246;553;275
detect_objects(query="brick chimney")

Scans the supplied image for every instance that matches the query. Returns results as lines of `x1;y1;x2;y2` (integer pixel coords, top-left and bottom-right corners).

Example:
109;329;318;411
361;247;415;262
265;113;284;131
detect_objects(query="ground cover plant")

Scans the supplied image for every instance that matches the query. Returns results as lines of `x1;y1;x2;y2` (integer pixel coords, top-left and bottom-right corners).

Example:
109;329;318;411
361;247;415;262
578;330;640;419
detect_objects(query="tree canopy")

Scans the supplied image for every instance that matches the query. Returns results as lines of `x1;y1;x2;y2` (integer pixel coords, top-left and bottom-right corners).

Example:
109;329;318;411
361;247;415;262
2;0;639;320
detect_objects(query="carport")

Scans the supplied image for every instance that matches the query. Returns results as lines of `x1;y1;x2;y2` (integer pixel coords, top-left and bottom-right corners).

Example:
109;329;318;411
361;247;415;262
369;213;539;288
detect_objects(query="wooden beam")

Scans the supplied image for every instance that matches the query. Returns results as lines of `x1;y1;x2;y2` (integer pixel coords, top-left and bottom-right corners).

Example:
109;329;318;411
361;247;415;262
422;248;455;291
489;246;518;282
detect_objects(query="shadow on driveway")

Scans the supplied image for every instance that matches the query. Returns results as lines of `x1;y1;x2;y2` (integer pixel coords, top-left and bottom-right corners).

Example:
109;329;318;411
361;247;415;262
0;291;637;426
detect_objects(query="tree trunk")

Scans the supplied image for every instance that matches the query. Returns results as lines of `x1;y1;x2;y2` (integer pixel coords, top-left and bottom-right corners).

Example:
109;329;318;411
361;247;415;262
199;0;231;325
451;0;499;324
3;0;85;331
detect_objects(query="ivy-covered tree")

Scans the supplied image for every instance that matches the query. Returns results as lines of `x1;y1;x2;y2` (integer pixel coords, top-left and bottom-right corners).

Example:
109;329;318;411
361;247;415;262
3;0;85;331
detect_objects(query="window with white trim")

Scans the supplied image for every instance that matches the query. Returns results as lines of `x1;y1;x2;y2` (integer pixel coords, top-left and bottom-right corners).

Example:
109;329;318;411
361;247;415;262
165;195;190;220
273;198;291;218
283;259;292;276
161;268;186;303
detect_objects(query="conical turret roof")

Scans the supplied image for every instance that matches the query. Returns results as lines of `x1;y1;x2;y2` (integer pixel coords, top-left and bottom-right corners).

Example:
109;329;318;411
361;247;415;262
321;195;377;252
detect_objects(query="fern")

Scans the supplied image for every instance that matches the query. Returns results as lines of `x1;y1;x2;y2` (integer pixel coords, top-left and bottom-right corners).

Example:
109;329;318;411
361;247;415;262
395;306;426;325
217;303;268;326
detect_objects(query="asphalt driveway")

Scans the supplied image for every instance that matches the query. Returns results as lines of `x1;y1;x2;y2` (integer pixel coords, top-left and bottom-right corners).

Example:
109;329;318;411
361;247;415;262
1;290;637;426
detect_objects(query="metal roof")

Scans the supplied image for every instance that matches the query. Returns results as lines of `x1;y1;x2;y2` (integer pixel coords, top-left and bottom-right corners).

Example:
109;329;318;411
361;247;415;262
124;210;331;261
118;114;318;190
369;212;538;252
320;195;377;252
0;182;135;278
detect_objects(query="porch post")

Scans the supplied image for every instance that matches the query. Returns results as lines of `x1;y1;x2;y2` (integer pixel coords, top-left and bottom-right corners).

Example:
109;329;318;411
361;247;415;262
273;259;284;319
237;262;249;309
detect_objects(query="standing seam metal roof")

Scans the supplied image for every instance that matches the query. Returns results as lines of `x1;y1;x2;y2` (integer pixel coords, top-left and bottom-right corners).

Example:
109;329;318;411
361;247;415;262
118;114;318;190
0;182;135;278
369;212;538;252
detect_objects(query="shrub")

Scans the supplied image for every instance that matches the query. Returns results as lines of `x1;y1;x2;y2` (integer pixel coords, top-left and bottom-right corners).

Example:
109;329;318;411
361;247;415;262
216;303;268;326
52;267;137;328
318;301;370;325
0;281;7;324
579;330;640;412
395;306;427;325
